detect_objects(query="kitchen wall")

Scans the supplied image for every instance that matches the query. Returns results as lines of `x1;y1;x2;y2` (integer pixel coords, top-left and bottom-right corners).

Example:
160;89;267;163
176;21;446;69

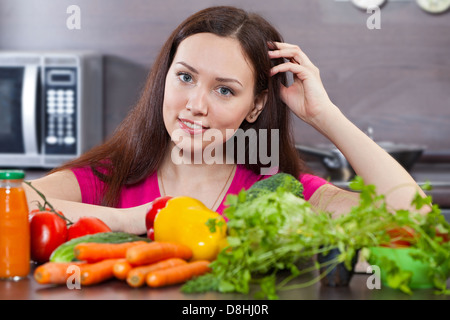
1;0;450;158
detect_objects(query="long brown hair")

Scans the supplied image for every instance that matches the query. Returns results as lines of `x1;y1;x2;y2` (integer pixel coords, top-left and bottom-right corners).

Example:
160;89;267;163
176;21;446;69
54;6;308;207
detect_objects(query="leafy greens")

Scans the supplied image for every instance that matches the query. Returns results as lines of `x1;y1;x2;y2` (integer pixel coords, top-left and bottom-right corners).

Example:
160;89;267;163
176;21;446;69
181;174;450;299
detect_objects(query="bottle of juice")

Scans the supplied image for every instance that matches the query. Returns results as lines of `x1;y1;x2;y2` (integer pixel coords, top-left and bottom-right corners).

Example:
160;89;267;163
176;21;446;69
0;170;30;280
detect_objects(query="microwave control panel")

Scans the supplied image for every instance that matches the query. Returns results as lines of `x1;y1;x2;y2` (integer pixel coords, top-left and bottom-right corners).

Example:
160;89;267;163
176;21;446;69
43;67;77;155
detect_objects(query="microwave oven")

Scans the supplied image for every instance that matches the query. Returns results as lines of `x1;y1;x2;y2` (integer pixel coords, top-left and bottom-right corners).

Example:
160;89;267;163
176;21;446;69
0;51;103;168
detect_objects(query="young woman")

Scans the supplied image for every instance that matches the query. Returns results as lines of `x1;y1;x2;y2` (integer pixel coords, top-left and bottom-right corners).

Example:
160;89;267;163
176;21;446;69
24;6;427;235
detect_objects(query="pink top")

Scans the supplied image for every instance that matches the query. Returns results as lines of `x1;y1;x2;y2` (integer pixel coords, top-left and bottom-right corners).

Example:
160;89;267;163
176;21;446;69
72;165;329;216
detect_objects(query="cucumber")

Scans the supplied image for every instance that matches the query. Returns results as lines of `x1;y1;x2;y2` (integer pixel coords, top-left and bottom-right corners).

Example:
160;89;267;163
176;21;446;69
49;232;151;263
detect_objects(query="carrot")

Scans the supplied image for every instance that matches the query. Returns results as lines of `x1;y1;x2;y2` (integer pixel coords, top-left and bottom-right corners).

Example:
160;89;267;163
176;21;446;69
126;258;187;288
74;241;148;262
34;262;87;285
80;259;121;286
126;242;193;266
146;260;211;288
113;259;133;280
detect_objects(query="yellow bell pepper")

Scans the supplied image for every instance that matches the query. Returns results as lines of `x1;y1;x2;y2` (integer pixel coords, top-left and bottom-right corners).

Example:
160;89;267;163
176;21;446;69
153;196;227;261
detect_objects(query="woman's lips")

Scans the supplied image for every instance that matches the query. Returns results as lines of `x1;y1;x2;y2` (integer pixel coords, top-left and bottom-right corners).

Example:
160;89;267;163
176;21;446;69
178;118;209;135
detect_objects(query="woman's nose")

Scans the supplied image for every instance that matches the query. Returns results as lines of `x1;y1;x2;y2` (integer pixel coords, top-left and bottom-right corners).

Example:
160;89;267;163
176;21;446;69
186;88;208;116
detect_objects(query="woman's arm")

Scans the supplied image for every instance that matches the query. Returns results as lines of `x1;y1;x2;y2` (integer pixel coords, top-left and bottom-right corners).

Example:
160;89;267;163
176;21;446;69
309;103;427;212
23;170;149;235
269;42;427;214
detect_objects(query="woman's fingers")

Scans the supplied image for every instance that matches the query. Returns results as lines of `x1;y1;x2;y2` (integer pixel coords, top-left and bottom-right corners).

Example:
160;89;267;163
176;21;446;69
270;61;312;81
268;41;320;80
268;49;302;65
267;41;333;123
270;61;299;75
268;41;314;67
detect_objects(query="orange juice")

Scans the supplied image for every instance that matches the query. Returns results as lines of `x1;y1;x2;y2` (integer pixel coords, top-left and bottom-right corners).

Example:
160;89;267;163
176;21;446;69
0;170;30;280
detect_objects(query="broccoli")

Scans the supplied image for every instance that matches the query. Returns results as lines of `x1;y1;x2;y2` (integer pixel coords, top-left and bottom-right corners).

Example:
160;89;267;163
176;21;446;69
246;173;304;200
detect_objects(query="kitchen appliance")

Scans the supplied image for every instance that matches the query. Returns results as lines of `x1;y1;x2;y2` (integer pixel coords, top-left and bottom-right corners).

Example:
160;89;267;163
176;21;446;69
0;51;103;168
296;142;426;181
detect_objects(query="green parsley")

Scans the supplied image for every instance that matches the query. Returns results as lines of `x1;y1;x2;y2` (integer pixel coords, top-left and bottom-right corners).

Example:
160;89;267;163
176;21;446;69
181;175;450;299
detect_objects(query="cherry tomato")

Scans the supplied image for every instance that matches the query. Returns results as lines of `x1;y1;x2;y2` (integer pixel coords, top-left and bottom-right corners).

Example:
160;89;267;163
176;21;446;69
67;216;112;240
145;196;172;240
30;211;68;263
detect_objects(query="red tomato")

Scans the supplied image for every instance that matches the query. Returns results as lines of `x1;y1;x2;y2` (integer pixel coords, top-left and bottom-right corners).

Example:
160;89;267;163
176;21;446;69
145;196;172;240
30;211;68;263
435;230;449;243
67;216;112;240
380;240;412;248
29;207;64;221
381;226;417;248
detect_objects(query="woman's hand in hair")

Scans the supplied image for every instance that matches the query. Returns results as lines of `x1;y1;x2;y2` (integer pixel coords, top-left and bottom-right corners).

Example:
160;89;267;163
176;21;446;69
268;42;335;126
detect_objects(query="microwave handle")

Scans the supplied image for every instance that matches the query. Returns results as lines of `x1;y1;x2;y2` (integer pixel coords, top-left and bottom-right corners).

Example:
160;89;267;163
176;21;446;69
22;65;39;155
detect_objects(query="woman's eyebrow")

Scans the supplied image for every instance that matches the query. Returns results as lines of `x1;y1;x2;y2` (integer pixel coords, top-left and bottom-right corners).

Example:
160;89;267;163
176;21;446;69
215;77;243;88
176;61;243;87
177;61;199;74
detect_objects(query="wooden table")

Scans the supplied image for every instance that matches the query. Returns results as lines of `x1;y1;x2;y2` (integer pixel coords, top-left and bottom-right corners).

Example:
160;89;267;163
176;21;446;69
1;265;448;320
1;268;448;301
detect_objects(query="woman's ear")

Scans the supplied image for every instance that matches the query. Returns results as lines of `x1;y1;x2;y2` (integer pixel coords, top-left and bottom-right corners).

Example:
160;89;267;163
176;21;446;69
246;90;268;123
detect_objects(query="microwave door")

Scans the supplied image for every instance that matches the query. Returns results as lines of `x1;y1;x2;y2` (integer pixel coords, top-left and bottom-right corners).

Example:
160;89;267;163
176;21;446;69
0;67;26;154
21;65;39;155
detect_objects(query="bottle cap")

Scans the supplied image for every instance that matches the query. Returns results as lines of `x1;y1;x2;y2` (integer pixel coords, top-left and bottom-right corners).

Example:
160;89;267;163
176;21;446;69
0;170;25;180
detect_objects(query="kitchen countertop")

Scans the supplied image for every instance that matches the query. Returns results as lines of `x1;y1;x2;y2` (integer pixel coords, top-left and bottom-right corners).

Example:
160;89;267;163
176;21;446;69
1;265;448;301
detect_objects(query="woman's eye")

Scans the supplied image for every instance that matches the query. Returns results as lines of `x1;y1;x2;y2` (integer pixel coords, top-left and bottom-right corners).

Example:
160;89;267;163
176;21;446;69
217;87;234;96
178;72;193;83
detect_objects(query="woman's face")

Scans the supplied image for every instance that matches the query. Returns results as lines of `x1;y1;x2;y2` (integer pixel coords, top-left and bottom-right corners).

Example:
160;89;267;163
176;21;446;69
163;32;262;162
